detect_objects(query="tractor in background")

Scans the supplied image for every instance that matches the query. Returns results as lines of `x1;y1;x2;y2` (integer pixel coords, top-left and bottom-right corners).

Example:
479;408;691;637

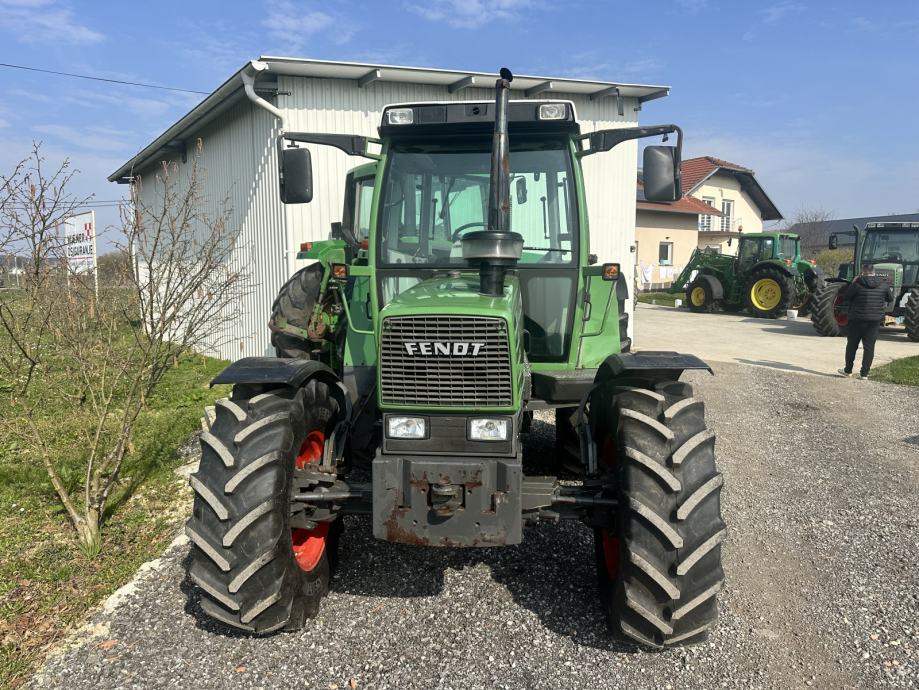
811;222;919;340
669;232;823;318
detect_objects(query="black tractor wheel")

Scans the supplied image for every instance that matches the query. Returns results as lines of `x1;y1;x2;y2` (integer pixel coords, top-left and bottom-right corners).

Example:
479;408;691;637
686;279;717;313
269;264;324;359
905;289;919;342
810;282;848;337
744;266;794;319
185;380;340;633
593;380;725;648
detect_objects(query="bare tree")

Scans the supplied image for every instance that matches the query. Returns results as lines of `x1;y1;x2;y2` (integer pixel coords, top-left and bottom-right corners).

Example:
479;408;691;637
0;142;249;555
792;207;835;257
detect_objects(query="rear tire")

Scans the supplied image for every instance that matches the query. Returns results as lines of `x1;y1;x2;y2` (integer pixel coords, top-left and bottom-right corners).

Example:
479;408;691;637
905;289;919;342
744;266;794;319
269;264;324;359
185;380;339;633
810;282;848;337
593;380;725;647
686;279;717;313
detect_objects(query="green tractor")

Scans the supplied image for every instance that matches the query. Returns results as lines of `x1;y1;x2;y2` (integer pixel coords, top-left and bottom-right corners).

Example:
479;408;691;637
669;232;823;318
185;70;725;648
811;222;919;340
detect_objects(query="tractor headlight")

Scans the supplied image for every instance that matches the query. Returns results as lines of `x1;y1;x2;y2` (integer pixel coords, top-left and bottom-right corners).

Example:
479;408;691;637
537;103;567;120
385;108;414;125
387;416;426;439
468;418;509;441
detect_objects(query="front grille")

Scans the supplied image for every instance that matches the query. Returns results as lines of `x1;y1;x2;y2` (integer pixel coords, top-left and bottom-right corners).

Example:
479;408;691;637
381;315;513;407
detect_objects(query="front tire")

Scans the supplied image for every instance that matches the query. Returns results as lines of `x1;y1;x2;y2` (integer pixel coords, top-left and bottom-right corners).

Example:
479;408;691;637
269;264;324;359
744;266;794;318
185;380;339;633
905;289;919;342
810;282;848;337
593;380;726;647
686;279;717;313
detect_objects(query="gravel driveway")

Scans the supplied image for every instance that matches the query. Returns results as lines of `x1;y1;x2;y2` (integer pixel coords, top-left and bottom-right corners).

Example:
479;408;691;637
31;363;918;690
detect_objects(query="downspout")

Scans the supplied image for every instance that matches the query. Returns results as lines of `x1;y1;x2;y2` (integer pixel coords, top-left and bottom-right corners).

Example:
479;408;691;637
241;60;286;131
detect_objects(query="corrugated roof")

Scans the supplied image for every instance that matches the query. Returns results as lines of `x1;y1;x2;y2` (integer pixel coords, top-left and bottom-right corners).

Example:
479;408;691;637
790;213;919;251
108;56;671;183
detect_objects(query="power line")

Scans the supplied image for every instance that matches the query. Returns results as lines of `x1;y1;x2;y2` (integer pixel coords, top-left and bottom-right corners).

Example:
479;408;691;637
0;62;209;95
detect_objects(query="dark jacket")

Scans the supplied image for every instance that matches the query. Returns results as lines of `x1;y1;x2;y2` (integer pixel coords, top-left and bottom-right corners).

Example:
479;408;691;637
844;275;894;321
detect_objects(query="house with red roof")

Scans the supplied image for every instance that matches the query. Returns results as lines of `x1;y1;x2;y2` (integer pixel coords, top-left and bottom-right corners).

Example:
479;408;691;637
635;156;782;289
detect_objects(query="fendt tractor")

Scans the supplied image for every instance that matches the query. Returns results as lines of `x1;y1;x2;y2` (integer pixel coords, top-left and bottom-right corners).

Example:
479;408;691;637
669;232;824;318
186;69;726;648
811;222;919;341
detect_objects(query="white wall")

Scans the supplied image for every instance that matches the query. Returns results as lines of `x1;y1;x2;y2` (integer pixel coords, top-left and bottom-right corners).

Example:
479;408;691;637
133;76;647;361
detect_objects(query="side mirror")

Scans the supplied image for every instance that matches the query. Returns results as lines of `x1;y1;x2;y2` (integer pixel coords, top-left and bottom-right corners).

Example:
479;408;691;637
515;177;528;205
643;146;681;202
828;234;838;250
280;147;313;204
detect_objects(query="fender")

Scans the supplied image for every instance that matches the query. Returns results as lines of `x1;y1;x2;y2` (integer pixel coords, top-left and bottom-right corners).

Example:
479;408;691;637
693;273;724;301
211;357;352;423
595;351;713;384
752;260;798;277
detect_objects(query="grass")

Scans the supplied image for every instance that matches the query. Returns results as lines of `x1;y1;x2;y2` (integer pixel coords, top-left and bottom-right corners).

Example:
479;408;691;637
870;355;919;386
636;291;681;307
0;353;229;688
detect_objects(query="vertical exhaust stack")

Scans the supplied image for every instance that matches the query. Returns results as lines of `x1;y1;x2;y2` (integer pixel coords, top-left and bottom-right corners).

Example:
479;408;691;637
462;68;524;296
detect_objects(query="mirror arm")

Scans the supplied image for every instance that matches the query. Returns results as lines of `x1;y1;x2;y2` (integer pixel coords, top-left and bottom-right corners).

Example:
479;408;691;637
576;124;682;158
279;133;382;159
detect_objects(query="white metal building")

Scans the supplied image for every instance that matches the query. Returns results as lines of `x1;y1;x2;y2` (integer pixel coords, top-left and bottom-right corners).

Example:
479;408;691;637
109;57;671;361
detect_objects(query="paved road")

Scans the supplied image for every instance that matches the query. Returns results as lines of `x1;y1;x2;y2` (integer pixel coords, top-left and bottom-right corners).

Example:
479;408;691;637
634;303;916;376
31;362;918;690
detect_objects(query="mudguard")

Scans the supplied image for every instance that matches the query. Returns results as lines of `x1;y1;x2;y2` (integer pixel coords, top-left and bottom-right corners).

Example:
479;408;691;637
595;351;713;383
752;260;798;277
694;273;724;300
211;357;351;419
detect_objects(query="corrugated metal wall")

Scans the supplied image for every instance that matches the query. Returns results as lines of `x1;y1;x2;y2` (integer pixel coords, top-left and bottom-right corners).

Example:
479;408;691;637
133;76;643;361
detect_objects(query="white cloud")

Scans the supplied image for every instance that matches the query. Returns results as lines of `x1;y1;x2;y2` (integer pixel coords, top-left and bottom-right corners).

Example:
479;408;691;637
261;0;348;53
675;0;708;14
0;0;103;44
760;2;805;24
406;0;538;29
556;53;664;82
32;124;133;153
0;118;9;128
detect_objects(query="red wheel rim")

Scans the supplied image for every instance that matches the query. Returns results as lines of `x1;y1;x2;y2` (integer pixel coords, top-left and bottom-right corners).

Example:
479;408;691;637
292;430;328;572
833;294;849;326
600;431;620;579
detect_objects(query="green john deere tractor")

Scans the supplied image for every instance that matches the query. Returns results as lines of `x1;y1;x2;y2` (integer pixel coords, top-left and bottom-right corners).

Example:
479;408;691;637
185;69;725;648
669;232;824;318
811;222;919;340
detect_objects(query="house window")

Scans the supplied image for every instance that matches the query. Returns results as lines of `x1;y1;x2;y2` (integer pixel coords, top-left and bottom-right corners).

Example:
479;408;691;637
721;199;734;232
658;241;673;266
699;196;716;231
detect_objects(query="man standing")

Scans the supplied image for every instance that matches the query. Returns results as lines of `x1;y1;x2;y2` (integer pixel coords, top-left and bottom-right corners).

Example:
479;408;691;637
838;264;894;379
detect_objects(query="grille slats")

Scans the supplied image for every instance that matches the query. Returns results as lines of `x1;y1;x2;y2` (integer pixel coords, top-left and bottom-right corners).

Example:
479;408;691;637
380;315;513;406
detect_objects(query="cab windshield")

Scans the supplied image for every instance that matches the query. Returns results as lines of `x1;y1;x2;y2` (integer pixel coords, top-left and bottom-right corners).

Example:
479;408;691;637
378;139;576;267
862;230;919;264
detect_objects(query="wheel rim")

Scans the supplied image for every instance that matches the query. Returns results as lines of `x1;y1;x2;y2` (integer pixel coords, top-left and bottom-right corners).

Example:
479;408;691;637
292;430;328;572
833;293;849;326
690;286;706;307
600;433;620;579
750;278;782;311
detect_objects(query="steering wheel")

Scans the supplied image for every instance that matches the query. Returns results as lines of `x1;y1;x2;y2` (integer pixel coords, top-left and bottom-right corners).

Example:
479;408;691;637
883;253;902;262
451;222;487;242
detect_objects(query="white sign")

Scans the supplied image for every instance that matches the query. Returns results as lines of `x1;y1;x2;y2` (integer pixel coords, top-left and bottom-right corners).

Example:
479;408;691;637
63;211;97;275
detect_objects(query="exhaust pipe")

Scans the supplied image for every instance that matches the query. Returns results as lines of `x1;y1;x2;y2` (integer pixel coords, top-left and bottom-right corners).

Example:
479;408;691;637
462;68;524;296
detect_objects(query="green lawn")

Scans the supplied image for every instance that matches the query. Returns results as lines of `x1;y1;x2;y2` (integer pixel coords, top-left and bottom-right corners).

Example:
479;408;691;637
636;291;681;307
870;355;919;386
0;354;229;688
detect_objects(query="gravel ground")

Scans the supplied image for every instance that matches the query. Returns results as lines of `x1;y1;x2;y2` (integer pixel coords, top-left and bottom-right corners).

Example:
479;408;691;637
30;363;918;690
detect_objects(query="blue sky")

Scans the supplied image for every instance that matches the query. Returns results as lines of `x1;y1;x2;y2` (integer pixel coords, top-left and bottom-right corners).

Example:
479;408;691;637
1;0;918;249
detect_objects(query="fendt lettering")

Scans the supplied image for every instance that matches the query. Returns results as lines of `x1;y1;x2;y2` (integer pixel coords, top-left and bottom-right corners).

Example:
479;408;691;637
404;341;484;356
189;66;726;649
